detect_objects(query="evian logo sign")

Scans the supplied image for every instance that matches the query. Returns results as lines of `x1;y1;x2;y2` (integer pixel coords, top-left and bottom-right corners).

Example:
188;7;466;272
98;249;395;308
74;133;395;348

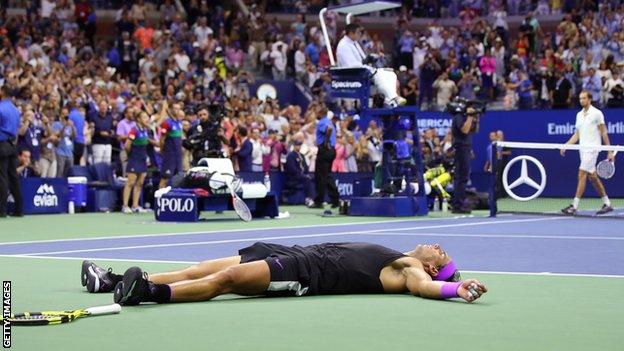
331;80;363;89
33;184;58;207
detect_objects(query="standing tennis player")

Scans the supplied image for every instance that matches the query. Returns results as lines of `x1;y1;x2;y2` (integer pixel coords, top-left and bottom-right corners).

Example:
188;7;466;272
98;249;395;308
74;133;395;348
561;90;615;215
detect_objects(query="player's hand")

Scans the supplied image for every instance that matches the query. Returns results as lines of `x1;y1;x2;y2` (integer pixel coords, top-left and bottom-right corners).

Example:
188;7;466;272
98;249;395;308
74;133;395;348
560;149;566;157
457;279;487;303
607;151;615;162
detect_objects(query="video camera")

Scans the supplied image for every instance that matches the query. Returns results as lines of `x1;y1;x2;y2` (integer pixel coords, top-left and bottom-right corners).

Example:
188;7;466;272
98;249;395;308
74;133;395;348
183;103;227;162
445;97;486;133
445;97;486;116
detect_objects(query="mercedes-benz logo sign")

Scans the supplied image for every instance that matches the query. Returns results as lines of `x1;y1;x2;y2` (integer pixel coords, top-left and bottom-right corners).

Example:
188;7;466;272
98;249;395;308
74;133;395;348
502;155;547;201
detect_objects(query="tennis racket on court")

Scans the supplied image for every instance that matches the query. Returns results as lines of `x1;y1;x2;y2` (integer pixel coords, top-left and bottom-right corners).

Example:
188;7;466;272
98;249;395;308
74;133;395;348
597;151;617;179
1;304;121;326
225;178;252;222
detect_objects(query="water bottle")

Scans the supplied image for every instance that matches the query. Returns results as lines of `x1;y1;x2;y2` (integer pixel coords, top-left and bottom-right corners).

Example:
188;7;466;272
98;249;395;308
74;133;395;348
68;201;75;214
264;173;271;192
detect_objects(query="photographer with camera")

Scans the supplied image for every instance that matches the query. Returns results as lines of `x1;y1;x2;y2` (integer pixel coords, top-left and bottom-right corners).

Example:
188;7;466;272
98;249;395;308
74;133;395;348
448;98;483;214
183;103;229;165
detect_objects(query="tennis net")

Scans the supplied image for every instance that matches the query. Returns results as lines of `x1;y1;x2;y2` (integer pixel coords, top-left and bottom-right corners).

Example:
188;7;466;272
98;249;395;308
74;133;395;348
489;141;624;218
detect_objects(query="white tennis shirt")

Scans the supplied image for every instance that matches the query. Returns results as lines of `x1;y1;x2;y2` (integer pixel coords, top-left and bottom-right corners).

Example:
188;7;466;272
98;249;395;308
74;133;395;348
575;105;605;146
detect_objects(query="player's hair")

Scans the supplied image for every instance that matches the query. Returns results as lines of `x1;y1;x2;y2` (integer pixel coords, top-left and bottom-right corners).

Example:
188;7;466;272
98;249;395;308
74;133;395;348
239;126;248;137
580;90;593;100
345;23;360;35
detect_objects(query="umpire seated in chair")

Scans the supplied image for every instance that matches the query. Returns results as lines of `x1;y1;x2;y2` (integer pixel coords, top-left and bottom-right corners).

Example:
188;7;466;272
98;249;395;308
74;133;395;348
284;139;314;207
336;23;406;107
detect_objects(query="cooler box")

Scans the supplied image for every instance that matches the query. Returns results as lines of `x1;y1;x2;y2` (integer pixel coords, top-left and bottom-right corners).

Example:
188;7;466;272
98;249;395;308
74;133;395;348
68;176;88;207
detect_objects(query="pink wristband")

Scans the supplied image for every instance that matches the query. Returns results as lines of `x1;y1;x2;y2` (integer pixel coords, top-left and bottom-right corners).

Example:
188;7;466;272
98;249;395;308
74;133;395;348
440;282;462;299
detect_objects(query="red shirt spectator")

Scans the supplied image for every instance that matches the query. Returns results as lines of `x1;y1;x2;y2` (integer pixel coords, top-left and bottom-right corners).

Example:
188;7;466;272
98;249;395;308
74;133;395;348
134;25;155;50
74;1;91;24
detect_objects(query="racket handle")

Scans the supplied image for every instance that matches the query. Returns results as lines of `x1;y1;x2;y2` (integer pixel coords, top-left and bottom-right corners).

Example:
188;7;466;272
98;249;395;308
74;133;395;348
85;304;122;316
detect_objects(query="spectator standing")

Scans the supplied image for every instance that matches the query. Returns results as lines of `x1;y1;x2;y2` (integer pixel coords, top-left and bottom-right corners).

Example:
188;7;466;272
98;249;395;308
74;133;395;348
53;107;75;178
235;127;253;172
68;103;86;166
432;72;458;110
285;139;314;206
91;100;114;164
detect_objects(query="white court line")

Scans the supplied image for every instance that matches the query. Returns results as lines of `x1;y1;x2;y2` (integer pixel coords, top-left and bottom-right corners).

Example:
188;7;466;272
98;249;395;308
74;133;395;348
463;270;624;279
16;217;568;256
0;216;491;246
0;254;198;265
369;232;624;241
1;254;622;279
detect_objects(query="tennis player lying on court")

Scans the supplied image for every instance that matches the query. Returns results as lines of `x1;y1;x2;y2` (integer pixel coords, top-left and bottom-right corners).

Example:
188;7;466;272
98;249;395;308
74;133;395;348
81;242;487;305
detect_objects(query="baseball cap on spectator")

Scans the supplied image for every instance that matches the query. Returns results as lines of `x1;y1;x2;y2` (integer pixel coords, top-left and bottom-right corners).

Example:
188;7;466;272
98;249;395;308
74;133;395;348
399;65;407;72
293;139;303;146
83;78;93;86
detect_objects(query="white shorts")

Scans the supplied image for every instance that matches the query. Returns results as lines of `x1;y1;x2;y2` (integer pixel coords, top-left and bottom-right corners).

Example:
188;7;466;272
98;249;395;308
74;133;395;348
579;151;599;173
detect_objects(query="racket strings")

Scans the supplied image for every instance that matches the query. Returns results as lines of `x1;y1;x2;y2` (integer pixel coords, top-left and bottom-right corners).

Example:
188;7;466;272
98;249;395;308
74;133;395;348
233;198;252;221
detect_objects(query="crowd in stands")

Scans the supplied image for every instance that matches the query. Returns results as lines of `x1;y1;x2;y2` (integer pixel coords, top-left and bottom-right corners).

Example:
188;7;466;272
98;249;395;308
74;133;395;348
1;0;624;182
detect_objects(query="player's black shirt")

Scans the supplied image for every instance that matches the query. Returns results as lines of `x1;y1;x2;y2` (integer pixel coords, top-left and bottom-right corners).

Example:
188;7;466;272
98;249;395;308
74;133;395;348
239;242;407;295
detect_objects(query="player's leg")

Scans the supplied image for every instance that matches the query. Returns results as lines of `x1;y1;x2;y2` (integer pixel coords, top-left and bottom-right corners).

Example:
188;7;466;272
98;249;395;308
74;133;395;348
563;169;587;214
114;260;271;305
574;170;588;199
587;172;613;214
82;256;242;293
588;172;607;197
169;260;271;302
149;256;243;284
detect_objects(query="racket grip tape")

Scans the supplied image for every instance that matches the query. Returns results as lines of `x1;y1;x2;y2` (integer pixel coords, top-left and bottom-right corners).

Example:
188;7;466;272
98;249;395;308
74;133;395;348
85;304;122;316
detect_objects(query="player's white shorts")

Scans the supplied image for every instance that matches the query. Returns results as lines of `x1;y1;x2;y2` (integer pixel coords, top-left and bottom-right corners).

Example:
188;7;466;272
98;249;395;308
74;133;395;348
579;150;599;173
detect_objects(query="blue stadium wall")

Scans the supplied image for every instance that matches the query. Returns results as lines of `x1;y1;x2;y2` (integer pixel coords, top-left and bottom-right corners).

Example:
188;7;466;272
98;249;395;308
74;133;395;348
263;81;624;196
415;109;624;196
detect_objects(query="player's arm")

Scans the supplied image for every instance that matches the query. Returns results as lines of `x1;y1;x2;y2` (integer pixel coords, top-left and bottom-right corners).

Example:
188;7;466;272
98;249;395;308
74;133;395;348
561;130;579;156
598;123;614;161
404;266;487;303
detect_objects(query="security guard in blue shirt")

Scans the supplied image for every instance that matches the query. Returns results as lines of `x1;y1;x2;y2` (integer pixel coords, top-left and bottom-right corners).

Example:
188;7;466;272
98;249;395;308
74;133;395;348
0;86;23;217
312;108;340;208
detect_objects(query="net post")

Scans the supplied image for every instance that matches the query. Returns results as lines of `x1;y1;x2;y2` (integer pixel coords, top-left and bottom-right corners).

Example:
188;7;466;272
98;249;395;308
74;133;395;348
489;141;498;217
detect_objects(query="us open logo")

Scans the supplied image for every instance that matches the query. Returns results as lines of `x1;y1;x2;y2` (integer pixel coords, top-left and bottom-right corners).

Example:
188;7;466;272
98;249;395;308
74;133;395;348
156;198;195;216
33;184;58;207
